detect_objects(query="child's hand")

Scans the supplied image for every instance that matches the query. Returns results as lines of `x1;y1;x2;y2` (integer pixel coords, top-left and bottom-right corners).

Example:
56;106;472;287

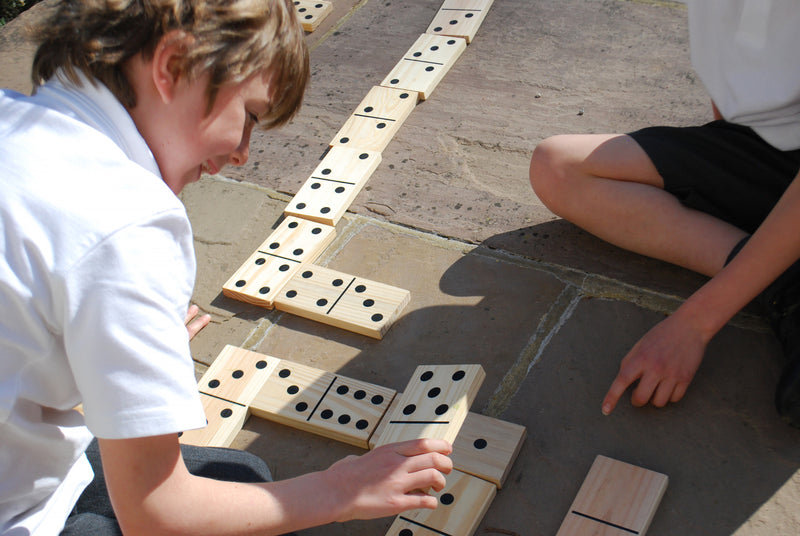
602;312;707;415
184;304;211;340
323;438;453;522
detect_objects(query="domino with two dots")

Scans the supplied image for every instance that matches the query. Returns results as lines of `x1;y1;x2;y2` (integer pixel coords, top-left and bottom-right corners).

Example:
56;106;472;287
284;146;382;226
273;264;411;339
330;86;419;151
249;358;397;449
381;34;467;100
426;0;495;44
222;216;336;309
556;455;668;536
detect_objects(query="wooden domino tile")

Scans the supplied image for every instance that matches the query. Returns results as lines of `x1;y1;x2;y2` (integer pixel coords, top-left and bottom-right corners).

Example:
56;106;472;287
426;0;495;44
197;345;281;407
329;86;419;151
272;264;411;339
556;455;668;536
284;146;382;225
381;34;467;100
179;393;248;448
385;469;496;536
450;412;525;489
373;364;484;448
248;359;397;448
293;0;332;32
371;398;524;489
222;216;336;309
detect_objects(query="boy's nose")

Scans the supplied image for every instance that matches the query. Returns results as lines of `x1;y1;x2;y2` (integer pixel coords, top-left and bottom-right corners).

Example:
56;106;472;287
229;140;249;167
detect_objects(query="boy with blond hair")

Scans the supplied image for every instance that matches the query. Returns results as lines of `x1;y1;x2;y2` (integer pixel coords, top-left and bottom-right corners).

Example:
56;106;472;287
0;1;451;534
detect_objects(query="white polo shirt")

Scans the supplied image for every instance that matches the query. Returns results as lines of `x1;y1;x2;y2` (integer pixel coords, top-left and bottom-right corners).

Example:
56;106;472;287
0;72;206;535
688;0;800;151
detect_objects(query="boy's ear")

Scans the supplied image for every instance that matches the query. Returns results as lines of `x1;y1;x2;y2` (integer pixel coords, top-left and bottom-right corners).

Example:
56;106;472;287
151;30;194;104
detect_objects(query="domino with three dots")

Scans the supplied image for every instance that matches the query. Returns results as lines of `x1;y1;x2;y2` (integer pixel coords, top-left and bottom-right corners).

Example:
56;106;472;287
373;364;484;448
330;86;419;151
273;264;411;339
426;0;495;44
284;146;382;225
381;34;467;100
248;359;397;448
222;216;336;309
556;455;668;536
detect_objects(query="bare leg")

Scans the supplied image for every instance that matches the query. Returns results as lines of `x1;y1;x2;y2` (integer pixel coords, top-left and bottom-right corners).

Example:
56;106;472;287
529;133;748;277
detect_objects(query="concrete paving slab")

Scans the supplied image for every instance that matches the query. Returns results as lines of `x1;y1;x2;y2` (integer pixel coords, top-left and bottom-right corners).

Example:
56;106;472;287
493;297;800;536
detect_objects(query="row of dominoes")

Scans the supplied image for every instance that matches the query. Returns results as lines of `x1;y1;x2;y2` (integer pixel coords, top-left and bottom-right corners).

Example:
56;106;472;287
222;0;497;339
180;345;526;535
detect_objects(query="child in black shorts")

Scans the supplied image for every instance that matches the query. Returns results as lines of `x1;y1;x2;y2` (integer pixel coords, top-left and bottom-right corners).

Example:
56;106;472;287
528;1;800;428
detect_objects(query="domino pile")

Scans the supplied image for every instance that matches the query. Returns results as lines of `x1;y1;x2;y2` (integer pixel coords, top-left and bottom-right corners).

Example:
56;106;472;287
180;345;526;535
222;0;496;340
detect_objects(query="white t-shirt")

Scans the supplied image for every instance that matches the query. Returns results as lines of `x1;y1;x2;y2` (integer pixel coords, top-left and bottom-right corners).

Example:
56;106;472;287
0;72;207;535
688;0;800;151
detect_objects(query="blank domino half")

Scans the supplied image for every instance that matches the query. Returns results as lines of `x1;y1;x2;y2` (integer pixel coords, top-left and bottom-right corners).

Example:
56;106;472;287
249;359;397;448
373;364;484;448
426;0;495;44
556;455;668;536
273;264;411;339
330;86;419;151
293;0;332;32
222;216;335;309
284;146;382;225
385;469;496;536
381;34;467;100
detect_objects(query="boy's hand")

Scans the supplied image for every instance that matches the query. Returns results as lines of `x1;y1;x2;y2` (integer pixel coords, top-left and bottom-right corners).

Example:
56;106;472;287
184;304;211;340
602;312;708;415
324;438;453;522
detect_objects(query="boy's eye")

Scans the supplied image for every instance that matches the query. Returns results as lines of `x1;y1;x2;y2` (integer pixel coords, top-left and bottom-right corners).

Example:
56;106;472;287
248;111;259;124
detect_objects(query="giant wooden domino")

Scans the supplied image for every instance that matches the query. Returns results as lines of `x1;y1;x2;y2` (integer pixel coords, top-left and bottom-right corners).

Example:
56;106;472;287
556;455;668;536
273;264;411;339
284;146;382;225
372;364;484;448
222;216;335;309
293;0;332;32
222;0;497;338
385;469;496;536
426;0;495;44
249;358;396;448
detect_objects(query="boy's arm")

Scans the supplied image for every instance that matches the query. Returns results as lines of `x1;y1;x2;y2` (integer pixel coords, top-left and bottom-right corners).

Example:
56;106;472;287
603;170;800;414
98;434;452;536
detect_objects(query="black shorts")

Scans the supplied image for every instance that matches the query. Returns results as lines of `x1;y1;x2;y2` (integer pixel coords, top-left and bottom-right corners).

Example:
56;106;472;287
629;120;800;234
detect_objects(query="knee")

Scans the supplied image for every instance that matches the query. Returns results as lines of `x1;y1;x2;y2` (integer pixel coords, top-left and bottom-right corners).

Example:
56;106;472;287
529;135;577;211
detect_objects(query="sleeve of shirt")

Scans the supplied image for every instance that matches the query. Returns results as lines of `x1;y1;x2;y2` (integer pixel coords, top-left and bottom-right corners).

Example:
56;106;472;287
60;208;206;439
